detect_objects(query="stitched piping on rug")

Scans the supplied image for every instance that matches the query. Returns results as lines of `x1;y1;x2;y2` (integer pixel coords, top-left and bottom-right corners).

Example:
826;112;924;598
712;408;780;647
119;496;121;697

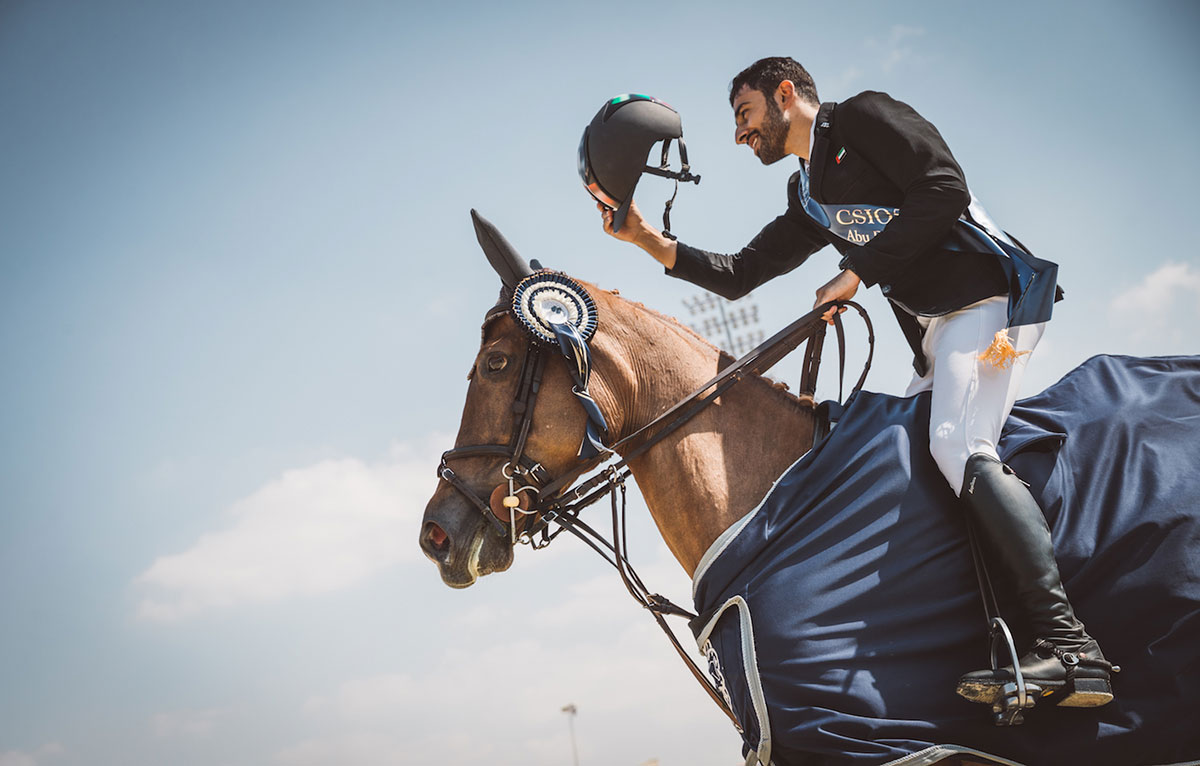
879;744;1027;766
695;595;772;766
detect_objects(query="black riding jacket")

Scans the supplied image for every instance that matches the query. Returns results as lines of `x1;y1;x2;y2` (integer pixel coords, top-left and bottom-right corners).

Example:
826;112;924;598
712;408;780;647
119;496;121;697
667;92;1016;368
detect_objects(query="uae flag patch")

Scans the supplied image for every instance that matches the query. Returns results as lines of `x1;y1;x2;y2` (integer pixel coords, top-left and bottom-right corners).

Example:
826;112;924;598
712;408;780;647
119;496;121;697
836;147;847;164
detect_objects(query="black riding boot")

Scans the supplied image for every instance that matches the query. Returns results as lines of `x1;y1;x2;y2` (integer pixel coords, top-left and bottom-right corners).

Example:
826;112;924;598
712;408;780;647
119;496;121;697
956;453;1117;709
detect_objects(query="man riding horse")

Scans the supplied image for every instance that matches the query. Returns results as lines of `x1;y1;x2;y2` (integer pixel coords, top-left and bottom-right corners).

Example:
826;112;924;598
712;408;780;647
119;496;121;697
581;56;1117;712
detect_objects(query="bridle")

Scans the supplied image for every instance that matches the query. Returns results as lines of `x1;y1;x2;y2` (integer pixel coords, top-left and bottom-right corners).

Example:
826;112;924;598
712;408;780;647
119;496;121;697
438;312;552;545
436;288;874;727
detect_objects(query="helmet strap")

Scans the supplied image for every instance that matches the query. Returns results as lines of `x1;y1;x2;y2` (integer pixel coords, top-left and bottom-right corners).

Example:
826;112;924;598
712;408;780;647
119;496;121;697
642;139;701;185
662;179;679;241
638;137;700;240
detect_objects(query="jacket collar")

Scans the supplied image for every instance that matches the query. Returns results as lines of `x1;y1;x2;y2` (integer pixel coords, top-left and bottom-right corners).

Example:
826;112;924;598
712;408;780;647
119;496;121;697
808;101;837;200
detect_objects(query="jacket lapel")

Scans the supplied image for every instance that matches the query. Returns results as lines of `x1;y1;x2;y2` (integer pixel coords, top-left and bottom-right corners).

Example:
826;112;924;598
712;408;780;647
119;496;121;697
809;102;836;201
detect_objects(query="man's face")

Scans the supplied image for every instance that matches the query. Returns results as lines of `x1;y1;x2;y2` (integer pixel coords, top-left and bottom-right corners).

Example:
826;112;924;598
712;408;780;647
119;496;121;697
732;84;789;166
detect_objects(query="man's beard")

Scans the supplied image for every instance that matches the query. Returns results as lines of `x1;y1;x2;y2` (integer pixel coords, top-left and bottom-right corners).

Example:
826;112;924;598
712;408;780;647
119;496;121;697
756;98;789;165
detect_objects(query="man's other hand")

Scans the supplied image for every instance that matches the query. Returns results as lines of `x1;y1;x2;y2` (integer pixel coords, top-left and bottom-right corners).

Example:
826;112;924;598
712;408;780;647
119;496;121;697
814;269;861;324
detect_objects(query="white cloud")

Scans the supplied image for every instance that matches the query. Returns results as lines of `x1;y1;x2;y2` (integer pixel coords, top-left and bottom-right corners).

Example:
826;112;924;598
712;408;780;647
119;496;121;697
134;440;443;620
0;745;64;766
826;65;864;96
274;544;735;766
1110;261;1200;336
151;708;227;738
829;25;927;96
867;25;926;74
279;629;733;766
274;732;415;766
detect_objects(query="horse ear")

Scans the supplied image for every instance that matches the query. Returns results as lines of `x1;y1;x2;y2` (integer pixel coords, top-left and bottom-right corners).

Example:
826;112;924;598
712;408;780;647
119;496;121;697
471;209;533;289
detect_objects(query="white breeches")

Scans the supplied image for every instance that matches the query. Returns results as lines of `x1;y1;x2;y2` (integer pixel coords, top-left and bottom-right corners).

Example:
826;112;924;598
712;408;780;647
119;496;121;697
903;296;1045;496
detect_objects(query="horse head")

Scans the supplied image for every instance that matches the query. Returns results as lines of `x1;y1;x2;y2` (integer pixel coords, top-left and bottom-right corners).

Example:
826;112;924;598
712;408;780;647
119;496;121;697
418;211;615;588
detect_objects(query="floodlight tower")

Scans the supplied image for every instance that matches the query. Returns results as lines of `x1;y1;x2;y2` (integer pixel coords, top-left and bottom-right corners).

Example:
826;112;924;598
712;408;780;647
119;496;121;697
561;703;579;766
683;291;764;357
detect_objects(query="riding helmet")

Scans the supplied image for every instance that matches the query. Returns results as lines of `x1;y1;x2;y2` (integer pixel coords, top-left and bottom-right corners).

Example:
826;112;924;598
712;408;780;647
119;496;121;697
578;94;698;234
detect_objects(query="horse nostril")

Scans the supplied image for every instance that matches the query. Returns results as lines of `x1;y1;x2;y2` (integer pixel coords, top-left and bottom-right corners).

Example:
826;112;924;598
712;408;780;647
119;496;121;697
429;523;448;548
422;521;450;558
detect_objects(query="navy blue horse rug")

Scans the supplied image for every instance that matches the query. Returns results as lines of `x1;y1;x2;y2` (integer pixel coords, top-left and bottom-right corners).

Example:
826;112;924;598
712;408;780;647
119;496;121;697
689;355;1200;766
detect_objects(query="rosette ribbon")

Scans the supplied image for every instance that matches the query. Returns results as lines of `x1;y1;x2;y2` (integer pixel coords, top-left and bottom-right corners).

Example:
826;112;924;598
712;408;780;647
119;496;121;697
549;319;610;459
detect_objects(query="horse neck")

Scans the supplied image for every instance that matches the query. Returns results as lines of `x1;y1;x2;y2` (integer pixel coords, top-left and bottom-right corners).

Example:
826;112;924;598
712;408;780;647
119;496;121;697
588;290;814;578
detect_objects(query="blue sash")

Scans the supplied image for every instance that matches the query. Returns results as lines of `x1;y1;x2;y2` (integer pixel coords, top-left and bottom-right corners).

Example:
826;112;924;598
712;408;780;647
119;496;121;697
795;166;1059;327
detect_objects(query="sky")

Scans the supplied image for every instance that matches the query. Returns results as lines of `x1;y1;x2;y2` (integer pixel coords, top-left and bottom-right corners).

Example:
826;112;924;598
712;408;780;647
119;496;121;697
1;1;1198;764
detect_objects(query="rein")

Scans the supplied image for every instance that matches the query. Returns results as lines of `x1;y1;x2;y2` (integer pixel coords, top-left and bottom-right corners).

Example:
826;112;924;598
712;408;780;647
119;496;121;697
532;300;873;525
438;297;874;727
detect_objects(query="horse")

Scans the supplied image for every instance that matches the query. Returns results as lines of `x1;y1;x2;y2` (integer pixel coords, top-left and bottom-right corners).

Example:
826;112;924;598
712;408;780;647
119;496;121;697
419;212;1200;766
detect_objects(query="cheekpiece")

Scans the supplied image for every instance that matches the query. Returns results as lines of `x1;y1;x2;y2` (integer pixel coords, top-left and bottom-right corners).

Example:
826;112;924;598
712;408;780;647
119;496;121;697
511;271;598;346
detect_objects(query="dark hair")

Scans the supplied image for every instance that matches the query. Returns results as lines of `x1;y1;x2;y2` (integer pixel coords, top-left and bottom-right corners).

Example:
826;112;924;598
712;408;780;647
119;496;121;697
729;57;819;108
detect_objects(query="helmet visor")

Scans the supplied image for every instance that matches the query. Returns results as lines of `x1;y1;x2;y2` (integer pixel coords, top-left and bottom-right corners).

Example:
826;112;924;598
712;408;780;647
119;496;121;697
578;127;621;210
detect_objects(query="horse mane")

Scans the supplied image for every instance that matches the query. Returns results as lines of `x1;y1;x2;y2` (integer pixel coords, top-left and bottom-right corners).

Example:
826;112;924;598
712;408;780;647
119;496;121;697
588;283;814;409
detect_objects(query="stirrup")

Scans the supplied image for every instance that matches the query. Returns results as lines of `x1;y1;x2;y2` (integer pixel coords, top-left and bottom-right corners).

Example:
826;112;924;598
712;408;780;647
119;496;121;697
987;617;1037;726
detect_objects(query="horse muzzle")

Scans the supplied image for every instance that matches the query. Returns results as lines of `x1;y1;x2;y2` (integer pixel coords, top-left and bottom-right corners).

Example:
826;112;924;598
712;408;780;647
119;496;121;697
420;489;515;588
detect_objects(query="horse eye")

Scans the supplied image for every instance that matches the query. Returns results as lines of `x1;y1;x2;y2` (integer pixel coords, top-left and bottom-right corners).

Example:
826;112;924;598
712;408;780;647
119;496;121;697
485;353;508;373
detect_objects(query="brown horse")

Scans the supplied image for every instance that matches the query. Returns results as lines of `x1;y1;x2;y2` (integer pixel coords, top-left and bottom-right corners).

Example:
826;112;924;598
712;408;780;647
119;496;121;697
419;218;816;590
420;214;1200;766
